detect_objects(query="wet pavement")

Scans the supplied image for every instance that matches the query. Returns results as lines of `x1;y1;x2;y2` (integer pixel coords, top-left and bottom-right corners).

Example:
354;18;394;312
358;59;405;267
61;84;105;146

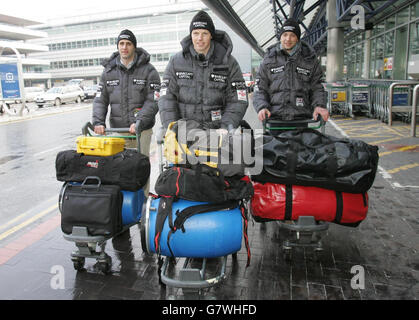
0;100;417;302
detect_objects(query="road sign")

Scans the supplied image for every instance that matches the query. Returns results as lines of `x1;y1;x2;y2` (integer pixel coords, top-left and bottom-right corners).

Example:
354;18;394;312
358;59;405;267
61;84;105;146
0;63;21;99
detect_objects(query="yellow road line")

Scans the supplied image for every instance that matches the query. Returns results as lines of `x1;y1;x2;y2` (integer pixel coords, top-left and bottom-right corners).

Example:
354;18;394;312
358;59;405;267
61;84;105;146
0;204;58;242
369;137;406;145
0;213;27;231
387;163;419;174
379;144;419;157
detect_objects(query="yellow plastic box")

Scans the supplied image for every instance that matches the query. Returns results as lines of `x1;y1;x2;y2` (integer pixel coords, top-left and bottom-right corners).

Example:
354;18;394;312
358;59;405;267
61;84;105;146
76;136;125;156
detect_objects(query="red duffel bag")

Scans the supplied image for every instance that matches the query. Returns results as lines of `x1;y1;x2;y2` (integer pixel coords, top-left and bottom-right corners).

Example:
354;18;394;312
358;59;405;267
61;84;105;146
251;182;368;227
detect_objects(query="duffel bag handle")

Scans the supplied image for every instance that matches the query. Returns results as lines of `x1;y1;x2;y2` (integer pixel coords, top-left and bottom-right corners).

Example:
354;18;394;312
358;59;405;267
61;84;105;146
81;176;102;189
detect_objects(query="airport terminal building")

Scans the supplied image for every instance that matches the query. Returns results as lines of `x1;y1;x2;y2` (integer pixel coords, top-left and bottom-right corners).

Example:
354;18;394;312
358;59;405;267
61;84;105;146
26;0;253;87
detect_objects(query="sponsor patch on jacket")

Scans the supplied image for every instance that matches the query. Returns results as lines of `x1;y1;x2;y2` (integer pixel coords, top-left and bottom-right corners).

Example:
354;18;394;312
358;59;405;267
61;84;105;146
176;71;193;79
106;79;120;86
149;83;160;91
231;81;246;90
270;66;285;74
133;79;147;86
210;73;228;83
296;66;311;77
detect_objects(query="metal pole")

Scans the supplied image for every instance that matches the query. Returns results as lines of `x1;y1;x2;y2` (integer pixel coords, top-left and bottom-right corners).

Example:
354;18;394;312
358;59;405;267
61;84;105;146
411;84;419;137
289;0;296;18
388;82;396;126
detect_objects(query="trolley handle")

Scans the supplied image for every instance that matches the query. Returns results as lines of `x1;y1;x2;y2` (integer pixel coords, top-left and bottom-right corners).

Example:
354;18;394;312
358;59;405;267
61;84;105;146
81;121;142;152
263;115;325;131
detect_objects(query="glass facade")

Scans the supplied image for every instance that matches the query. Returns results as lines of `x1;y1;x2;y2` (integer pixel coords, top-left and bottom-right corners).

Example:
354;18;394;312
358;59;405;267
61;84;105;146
49;52;174;70
344;1;419;80
34;10;199;76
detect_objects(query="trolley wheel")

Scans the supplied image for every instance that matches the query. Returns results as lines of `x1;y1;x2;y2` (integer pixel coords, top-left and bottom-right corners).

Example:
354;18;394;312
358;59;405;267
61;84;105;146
72;257;85;271
314;248;324;261
283;248;292;262
98;256;112;274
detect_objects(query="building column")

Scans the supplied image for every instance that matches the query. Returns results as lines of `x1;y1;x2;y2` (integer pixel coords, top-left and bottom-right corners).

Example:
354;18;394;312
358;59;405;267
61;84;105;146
326;0;345;82
363;30;371;79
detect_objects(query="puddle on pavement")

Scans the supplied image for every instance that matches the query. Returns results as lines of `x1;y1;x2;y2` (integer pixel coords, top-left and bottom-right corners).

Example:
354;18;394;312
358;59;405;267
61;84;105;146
0;155;23;165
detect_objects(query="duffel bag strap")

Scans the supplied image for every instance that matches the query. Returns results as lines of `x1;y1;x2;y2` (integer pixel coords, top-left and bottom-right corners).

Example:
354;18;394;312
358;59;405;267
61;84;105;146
154;196;174;254
239;200;251;267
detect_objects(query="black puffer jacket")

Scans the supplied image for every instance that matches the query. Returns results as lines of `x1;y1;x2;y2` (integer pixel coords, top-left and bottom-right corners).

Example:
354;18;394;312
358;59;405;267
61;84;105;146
158;30;248;129
92;48;160;130
253;41;326;120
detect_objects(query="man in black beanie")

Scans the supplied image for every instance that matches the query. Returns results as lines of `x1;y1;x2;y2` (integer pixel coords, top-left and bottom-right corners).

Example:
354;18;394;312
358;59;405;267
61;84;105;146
159;10;248;133
93;29;160;197
254;18;329;122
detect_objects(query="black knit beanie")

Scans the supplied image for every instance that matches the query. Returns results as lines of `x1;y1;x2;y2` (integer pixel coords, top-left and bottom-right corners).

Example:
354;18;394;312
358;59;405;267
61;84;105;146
117;29;137;48
278;19;301;40
190;10;215;37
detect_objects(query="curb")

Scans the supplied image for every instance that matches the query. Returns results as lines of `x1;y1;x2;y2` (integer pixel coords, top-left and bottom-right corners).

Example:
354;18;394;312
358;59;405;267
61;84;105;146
0;104;92;124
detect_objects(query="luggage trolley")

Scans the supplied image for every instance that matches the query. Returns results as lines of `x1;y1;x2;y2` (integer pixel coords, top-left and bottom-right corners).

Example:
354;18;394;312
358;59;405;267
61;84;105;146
348;83;371;118
326;83;349;117
140;125;246;299
263;117;329;261
59;122;143;274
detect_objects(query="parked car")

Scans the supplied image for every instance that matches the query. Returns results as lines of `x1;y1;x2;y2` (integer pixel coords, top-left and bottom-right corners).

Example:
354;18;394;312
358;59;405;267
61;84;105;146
242;73;255;92
24;87;45;102
35;85;84;107
83;85;98;100
1;87;44;105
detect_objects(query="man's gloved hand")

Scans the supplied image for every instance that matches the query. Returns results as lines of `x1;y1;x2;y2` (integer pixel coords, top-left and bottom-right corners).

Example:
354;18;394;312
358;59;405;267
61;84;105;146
216;128;228;136
94;125;105;135
313;106;330;122
258;108;271;121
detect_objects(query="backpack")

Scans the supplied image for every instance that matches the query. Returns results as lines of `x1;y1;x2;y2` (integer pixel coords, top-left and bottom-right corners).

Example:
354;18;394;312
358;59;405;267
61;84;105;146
153;164;253;266
163;119;255;177
154;164;254;203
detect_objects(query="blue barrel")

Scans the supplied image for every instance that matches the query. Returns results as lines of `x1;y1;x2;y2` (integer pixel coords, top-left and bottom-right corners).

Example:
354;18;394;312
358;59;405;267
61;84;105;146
121;190;144;226
143;198;243;258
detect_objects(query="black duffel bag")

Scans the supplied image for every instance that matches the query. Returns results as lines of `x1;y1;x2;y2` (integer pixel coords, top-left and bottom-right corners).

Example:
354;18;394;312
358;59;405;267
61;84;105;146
59;177;123;236
56;148;150;191
154;164;254;203
252;128;379;193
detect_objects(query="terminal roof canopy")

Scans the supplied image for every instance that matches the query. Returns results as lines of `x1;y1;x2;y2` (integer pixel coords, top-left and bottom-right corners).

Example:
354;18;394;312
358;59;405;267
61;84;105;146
202;0;322;56
202;0;412;56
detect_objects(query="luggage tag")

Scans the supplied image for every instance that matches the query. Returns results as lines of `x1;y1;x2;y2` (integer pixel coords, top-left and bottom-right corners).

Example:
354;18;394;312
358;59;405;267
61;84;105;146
232;81;247;102
296;97;304;107
96;84;103;98
160;79;169;97
134;107;142;118
211;109;222;121
150;83;160;101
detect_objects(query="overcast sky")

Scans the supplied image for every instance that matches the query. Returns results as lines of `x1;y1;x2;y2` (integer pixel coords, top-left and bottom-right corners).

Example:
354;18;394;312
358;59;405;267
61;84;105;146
2;0;173;22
